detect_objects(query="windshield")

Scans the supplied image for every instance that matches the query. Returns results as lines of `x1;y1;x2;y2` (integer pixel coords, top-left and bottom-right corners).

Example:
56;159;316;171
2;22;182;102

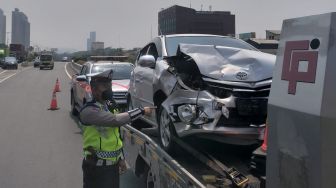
5;57;16;61
165;36;258;56
40;55;53;61
92;64;134;80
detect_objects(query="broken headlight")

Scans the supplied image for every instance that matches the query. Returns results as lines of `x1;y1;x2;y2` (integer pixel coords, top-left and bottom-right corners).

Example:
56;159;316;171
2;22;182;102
177;104;197;123
193;111;209;125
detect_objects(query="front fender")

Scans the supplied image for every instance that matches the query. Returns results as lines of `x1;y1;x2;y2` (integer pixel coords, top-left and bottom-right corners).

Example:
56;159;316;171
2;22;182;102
153;60;177;96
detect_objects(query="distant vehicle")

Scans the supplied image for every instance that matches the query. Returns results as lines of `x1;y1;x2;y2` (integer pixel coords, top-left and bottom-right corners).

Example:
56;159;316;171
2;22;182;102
3;56;18;69
128;34;275;152
39;53;54;70
62;57;69;62
0;57;4;67
70;61;134;115
33;57;40;67
9;44;26;63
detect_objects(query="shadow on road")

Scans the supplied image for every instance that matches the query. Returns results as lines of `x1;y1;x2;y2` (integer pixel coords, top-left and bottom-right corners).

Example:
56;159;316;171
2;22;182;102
68;111;83;134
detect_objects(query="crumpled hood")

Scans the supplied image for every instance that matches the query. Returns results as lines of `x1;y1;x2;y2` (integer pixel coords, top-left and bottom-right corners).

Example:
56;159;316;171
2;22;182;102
177;44;276;82
111;79;129;92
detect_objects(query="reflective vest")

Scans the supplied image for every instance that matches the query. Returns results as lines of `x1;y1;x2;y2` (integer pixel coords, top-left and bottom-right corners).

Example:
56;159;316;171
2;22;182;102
81;102;123;162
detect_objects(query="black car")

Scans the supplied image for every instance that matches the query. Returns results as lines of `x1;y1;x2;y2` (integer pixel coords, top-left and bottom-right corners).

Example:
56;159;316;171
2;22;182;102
34;57;40;67
3;57;18;69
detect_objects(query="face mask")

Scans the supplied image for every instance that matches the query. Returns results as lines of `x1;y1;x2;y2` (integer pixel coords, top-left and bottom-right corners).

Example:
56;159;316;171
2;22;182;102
102;89;114;101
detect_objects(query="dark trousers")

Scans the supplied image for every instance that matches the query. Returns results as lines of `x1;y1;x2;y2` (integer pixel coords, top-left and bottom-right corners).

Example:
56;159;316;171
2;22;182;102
82;159;120;188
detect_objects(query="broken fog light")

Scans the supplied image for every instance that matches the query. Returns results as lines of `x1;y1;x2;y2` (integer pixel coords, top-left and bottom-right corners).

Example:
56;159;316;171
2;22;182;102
177;104;197;123
193;111;209;125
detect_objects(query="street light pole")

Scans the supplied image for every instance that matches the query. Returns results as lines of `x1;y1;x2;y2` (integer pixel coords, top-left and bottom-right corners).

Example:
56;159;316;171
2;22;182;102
6;32;11;46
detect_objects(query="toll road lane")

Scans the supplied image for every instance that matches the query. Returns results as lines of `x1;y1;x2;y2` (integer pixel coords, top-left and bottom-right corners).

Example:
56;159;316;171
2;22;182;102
0;62;144;188
0;62;82;187
0;64;32;83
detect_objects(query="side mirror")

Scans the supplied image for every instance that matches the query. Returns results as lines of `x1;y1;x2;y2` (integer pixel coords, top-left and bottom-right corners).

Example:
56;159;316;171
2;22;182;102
76;75;87;82
138;55;156;68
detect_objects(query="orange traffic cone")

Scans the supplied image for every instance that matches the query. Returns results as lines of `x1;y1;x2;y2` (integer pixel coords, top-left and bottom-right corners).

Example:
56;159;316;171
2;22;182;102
54;78;61;92
48;91;59;110
261;125;268;152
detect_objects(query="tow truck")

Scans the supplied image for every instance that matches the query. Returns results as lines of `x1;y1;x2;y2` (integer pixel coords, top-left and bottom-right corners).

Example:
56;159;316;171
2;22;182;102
70;13;336;188
120;13;336;188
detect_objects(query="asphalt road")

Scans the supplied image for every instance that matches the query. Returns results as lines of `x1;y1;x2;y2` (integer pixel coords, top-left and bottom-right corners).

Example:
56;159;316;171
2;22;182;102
0;62;143;188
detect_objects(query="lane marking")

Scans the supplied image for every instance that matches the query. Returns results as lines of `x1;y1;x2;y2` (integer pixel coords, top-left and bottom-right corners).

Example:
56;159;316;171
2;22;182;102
0;70;8;75
0;73;17;83
65;62;72;79
0;66;32;84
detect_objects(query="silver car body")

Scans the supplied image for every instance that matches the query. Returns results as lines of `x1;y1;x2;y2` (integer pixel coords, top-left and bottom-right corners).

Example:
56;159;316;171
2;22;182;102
129;34;276;145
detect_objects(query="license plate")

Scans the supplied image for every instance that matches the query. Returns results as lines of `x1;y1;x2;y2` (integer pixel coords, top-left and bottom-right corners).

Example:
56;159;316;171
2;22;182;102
236;98;267;116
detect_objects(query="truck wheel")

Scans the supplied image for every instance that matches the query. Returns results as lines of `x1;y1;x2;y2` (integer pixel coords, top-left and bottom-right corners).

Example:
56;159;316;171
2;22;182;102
158;106;176;153
71;93;79;116
144;165;155;188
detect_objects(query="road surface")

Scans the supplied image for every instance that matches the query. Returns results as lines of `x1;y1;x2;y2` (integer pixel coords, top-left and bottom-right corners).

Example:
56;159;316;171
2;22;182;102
0;62;143;188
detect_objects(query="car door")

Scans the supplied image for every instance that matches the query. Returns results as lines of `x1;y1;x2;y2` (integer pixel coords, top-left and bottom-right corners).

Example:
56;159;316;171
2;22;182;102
131;45;150;109
141;43;161;123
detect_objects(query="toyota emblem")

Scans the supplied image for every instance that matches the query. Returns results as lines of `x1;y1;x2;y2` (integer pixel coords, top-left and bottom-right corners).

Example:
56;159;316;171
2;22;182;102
236;72;248;80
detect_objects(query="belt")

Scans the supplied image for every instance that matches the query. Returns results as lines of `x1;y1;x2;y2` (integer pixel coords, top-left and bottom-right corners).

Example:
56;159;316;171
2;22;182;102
84;147;122;166
84;157;120;166
96;149;122;159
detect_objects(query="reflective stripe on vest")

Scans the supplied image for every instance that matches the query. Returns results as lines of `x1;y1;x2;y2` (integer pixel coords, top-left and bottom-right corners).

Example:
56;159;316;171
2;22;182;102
82;103;123;162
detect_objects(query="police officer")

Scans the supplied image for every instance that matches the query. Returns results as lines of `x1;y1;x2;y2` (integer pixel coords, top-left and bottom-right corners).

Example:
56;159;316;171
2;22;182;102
79;70;153;188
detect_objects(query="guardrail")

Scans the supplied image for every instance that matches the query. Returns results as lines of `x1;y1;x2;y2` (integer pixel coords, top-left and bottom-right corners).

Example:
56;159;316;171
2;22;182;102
70;62;82;73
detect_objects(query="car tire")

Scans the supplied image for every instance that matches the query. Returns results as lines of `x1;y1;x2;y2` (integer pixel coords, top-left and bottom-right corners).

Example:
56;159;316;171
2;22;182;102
158;106;177;153
50;66;54;70
40;67;43;70
71;92;79;116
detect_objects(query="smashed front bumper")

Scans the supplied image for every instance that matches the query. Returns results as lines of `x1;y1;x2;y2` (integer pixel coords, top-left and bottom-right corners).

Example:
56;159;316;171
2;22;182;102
161;89;266;145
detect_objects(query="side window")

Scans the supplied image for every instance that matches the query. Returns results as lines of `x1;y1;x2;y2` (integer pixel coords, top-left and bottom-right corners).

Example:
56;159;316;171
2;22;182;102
153;38;163;57
147;44;159;60
85;65;91;74
80;66;87;75
136;46;150;62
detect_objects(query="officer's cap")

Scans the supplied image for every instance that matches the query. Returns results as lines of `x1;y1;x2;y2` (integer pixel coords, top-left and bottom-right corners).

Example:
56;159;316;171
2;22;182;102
87;69;113;83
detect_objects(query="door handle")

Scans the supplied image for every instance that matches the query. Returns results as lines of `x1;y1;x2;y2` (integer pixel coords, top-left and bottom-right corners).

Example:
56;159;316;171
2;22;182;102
135;78;143;83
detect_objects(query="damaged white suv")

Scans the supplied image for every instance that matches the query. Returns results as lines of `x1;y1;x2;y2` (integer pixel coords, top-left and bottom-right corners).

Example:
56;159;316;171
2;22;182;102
128;34;275;152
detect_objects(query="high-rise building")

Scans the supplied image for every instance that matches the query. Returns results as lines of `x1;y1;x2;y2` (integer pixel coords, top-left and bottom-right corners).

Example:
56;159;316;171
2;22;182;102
158;5;235;36
90;32;96;42
91;42;104;51
87;31;96;51
11;8;30;49
0;9;6;44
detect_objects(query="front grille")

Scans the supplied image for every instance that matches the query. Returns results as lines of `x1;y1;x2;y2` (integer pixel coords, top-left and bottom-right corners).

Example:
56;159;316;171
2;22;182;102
205;81;270;99
113;92;127;100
